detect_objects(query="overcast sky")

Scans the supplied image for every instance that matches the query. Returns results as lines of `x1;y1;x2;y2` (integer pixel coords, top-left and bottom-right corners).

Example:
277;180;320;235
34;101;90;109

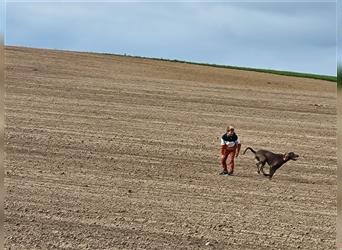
5;2;337;76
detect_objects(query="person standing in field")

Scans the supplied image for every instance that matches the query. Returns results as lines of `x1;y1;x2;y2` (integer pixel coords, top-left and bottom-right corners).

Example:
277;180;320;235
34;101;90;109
220;126;241;176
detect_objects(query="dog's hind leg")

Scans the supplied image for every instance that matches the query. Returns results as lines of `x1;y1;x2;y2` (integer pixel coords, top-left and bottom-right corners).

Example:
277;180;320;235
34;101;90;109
259;162;269;176
255;162;260;174
255;156;262;174
256;162;262;174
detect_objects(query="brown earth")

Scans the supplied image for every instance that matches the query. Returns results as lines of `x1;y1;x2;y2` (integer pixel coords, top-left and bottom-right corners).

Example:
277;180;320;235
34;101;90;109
4;46;337;249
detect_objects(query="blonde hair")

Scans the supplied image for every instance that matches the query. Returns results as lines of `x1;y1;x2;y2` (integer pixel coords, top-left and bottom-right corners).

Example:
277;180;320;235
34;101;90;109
227;125;235;132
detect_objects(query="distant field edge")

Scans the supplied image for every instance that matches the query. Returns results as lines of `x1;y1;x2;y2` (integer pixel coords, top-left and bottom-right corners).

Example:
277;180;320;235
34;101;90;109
6;45;337;83
123;55;337;83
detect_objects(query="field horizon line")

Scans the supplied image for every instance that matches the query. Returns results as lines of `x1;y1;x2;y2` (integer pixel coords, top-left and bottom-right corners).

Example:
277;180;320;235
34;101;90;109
5;44;337;83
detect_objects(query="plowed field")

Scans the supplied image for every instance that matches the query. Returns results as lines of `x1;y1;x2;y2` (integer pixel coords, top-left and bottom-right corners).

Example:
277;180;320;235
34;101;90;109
4;46;337;249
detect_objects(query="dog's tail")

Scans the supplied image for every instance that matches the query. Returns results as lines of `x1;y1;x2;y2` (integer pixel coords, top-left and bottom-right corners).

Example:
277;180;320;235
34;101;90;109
243;147;256;155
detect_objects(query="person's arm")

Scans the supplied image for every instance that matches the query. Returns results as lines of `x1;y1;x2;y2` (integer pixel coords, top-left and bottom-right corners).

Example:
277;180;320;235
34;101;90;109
235;138;241;158
220;137;226;155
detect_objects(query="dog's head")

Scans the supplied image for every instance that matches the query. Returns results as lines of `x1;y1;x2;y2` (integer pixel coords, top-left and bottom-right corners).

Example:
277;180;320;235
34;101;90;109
283;152;299;161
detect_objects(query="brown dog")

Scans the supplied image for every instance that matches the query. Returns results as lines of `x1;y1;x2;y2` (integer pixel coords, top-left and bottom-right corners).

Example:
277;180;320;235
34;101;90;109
243;147;299;179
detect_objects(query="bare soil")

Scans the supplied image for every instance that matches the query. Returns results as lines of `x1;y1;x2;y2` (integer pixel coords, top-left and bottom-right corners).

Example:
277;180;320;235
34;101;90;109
4;46;337;249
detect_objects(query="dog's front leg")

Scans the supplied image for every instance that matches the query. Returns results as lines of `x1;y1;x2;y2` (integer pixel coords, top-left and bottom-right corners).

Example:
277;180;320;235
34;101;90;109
268;168;276;180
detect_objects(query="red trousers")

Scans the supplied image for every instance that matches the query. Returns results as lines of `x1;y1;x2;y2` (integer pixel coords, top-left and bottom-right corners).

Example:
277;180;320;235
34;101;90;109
221;148;236;173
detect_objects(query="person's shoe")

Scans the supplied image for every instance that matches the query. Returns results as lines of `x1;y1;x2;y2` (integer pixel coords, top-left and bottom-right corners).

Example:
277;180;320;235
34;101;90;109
219;171;229;176
228;171;234;176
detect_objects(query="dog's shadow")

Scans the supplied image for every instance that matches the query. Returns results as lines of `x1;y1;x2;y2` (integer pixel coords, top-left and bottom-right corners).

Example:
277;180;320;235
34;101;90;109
236;173;334;186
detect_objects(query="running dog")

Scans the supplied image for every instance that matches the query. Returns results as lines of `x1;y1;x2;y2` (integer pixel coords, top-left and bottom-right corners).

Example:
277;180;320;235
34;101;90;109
243;147;299;179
